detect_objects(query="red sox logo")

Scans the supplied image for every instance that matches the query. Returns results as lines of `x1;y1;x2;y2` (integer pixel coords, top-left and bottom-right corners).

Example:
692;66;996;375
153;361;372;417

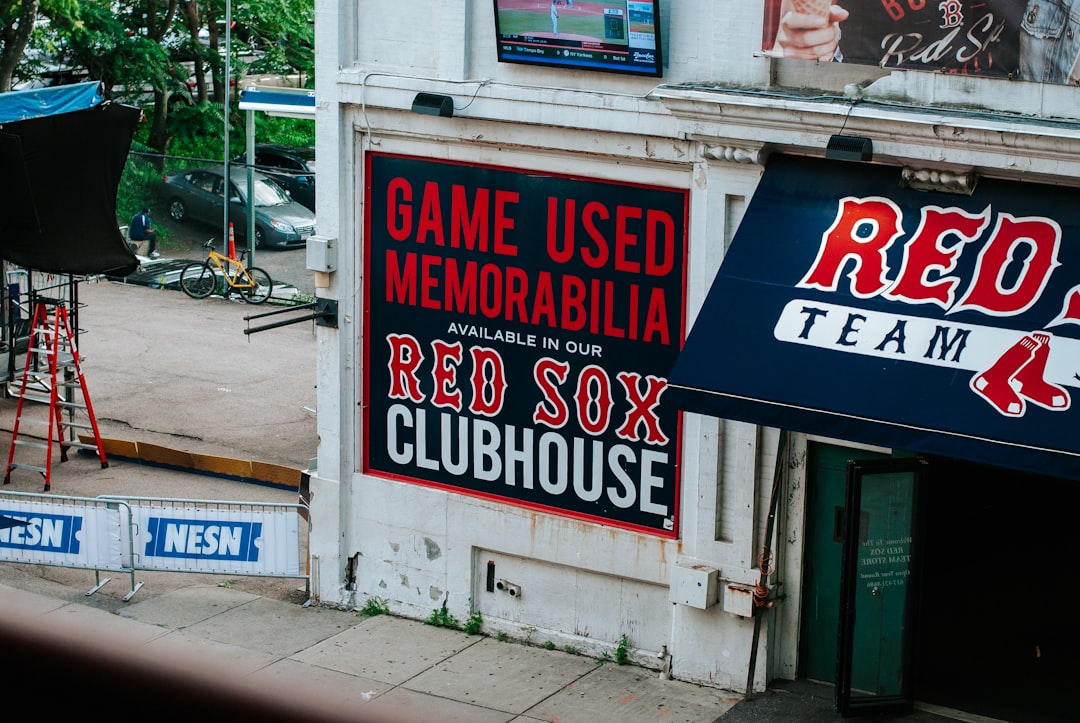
938;0;964;29
970;332;1070;416
796;196;1076;418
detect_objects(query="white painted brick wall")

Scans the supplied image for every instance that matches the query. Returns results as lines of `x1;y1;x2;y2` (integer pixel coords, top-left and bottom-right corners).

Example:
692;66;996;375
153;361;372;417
310;0;1080;692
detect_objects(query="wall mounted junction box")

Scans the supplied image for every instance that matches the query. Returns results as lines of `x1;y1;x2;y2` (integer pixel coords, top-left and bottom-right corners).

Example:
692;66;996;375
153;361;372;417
723;583;756;618
669;563;719;609
306;235;337;273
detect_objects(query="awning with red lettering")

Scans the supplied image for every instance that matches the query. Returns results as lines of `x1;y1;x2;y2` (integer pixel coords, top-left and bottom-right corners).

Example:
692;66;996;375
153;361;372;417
667;154;1080;480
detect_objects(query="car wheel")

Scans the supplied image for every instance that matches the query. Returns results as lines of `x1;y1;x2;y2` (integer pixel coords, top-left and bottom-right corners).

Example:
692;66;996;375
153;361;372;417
254;226;266;248
168;198;187;223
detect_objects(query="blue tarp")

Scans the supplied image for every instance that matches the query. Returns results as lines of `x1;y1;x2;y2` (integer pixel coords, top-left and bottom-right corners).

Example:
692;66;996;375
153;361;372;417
668;154;1080;481
0;81;103;124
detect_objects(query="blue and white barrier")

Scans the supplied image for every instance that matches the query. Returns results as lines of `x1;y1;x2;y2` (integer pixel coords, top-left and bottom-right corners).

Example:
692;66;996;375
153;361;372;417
103;496;304;577
0;491;308;600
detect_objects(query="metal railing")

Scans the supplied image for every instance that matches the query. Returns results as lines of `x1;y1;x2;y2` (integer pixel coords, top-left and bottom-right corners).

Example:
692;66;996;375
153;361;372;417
0;490;309;602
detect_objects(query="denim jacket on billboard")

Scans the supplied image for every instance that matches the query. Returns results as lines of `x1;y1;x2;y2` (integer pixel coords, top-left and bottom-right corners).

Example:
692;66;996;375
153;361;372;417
1021;0;1080;83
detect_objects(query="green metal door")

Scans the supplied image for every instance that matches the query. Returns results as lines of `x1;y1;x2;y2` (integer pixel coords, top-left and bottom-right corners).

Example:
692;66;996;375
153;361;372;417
800;443;887;682
836;457;924;716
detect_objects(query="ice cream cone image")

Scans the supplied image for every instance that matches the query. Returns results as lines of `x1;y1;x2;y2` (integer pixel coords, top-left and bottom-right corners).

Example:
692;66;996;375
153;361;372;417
792;0;831;19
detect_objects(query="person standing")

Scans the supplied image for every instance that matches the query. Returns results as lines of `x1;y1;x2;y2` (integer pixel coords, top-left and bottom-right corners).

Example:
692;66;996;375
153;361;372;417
129;206;159;258
551;0;559;35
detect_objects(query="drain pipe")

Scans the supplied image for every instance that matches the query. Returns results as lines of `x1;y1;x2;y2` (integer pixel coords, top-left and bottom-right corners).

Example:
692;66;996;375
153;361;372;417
658;645;672;680
745;428;789;700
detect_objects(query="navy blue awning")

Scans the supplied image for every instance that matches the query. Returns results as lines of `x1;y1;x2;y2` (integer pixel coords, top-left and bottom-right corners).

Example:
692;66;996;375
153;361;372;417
668;154;1080;480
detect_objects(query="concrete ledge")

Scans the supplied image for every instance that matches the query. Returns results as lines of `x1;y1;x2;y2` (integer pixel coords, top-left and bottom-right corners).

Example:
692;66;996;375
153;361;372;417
135;442;193;468
191;452;253;479
99;438;139;458
252;460;304;488
83;435;303;492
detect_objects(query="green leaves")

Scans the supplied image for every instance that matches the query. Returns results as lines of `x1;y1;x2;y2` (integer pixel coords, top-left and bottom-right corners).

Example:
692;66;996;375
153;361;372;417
16;0;313;156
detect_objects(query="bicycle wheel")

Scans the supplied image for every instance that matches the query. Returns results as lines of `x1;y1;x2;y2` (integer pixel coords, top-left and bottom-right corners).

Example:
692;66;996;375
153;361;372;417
179;262;218;299
242;266;273;304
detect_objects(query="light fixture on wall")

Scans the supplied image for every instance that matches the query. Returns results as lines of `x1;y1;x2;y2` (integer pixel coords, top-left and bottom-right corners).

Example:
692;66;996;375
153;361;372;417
411;92;454;118
825;134;873;162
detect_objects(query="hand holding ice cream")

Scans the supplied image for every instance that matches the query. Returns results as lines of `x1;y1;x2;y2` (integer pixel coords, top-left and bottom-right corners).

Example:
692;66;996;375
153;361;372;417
772;1;849;61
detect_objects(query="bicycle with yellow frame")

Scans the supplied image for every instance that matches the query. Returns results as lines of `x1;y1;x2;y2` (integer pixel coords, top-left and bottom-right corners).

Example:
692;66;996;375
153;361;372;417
179;239;274;304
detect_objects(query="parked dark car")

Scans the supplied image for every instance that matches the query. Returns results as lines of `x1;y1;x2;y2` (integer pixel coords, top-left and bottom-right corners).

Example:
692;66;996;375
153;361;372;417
233;144;316;212
159;166;316;249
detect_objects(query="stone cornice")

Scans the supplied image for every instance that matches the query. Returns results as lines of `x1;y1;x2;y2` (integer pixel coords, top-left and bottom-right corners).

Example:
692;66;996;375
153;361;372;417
702;143;770;166
333;71;1080;185
651;85;1080;186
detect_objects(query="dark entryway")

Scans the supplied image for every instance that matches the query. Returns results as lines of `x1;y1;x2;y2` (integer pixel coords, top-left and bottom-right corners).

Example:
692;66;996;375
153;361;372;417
916;456;1079;722
802;443;1079;721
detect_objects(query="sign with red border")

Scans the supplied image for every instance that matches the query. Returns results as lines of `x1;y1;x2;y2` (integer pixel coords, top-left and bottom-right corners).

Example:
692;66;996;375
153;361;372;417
363;153;688;536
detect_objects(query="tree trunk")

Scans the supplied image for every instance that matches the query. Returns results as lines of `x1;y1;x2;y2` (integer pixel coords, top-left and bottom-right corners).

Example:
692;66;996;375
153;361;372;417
0;0;41;92
180;0;209;103
147;88;171;163
207;10;224;104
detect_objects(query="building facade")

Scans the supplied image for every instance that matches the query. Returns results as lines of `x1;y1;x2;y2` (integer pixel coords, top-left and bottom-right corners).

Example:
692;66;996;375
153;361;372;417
309;2;1080;718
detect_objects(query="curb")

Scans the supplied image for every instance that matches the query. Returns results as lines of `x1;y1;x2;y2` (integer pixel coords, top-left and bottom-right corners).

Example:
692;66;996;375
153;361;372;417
83;435;307;494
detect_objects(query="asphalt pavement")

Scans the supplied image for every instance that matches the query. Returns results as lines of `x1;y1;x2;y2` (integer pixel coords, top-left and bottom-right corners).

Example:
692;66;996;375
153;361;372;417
0;256;964;722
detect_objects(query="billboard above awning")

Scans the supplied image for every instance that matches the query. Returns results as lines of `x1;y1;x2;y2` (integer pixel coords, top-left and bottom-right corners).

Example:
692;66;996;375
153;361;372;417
668;154;1080;480
760;1;1067;85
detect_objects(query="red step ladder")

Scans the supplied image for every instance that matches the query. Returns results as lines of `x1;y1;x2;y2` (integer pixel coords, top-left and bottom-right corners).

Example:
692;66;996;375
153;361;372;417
4;302;108;491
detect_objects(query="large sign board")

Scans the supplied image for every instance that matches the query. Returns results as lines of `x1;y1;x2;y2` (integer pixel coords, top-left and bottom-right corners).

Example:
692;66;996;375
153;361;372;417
762;1;1078;85
669;154;1080;481
364;153;687;536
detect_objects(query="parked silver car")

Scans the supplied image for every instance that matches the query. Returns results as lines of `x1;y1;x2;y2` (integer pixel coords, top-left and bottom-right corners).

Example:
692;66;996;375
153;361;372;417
159;166;315;249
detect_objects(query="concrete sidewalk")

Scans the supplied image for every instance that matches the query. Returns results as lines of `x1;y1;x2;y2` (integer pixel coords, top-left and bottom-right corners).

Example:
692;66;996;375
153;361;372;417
0;450;745;723
0;278;743;722
0;577;741;722
0;279;960;722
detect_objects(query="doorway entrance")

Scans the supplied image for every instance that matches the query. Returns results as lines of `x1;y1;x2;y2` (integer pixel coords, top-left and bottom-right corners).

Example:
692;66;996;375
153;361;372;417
915;456;1079;721
800;443;1080;721
836;457;924;716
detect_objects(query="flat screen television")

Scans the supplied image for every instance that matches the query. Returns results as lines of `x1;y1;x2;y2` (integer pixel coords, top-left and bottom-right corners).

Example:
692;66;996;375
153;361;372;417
493;1;662;78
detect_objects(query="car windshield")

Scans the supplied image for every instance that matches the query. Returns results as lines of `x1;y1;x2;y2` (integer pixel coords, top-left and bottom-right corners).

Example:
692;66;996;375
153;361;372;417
291;147;316;167
249;177;291;206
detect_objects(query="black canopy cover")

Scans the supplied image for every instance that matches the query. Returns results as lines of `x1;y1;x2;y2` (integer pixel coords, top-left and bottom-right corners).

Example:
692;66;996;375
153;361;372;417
0;85;140;277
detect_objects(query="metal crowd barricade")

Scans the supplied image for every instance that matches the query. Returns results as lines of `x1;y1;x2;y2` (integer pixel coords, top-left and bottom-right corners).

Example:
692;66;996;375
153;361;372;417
0;491;310;602
0;490;140;599
97;495;310;593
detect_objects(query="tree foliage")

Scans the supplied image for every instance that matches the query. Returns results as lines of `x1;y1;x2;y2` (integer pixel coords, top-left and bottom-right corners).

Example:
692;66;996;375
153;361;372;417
6;0;313;156
0;0;79;91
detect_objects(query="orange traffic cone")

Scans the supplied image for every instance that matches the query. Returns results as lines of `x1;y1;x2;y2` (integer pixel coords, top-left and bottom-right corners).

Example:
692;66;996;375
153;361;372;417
228;222;236;259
